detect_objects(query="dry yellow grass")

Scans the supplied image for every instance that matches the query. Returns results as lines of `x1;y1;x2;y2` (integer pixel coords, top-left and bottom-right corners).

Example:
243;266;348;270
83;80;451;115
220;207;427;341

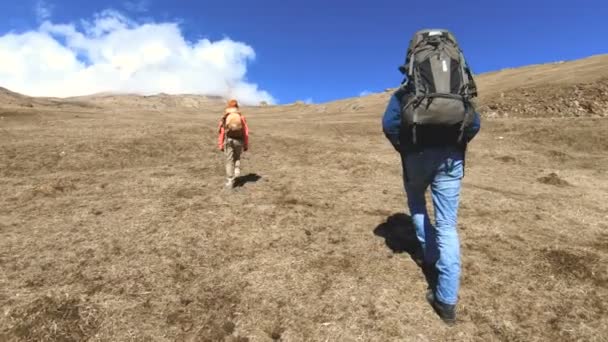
1;55;607;341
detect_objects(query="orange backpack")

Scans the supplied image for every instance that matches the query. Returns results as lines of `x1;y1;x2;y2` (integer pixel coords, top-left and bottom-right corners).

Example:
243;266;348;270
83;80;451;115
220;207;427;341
224;108;243;138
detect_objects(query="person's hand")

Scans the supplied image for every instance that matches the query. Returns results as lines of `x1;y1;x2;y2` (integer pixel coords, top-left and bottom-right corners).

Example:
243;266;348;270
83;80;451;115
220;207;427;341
244;146;248;152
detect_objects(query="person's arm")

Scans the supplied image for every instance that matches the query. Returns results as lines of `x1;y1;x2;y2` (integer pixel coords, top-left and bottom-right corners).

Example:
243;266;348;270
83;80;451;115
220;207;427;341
465;112;481;143
382;94;402;152
217;120;225;150
242;116;249;151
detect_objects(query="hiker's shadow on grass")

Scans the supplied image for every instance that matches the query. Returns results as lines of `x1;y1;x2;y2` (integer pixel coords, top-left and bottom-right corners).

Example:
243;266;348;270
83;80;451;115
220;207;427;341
374;213;438;289
374;213;421;261
234;173;262;188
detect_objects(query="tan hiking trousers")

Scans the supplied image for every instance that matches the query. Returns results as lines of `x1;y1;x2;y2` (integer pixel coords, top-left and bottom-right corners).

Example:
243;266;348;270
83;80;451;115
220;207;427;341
224;137;243;182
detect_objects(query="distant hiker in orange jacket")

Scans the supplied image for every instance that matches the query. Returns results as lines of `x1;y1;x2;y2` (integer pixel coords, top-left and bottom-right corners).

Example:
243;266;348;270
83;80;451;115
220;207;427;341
218;99;249;188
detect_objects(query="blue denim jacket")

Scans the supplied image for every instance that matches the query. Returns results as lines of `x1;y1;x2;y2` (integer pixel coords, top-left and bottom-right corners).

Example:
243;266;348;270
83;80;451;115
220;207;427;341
382;94;481;152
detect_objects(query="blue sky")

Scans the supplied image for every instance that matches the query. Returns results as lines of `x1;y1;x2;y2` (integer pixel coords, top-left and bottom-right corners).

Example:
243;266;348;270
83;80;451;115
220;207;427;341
0;0;607;104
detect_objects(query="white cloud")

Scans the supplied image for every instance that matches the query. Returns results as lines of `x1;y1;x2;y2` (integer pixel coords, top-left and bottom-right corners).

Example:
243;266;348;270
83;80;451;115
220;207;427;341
0;10;274;104
359;90;372;97
35;0;53;22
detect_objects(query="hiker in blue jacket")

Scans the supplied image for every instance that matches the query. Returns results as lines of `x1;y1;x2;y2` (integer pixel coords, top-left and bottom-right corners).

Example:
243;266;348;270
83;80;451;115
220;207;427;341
382;29;481;325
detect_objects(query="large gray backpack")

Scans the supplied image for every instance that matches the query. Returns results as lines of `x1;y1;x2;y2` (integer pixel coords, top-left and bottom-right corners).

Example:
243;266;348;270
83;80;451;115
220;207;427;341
397;29;478;146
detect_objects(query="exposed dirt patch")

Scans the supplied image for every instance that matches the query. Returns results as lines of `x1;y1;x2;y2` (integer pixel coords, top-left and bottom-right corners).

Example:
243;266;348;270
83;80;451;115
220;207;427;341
543;248;606;286
2;295;101;341
538;172;571;187
546;150;571;161
478;79;608;118
495;155;517;163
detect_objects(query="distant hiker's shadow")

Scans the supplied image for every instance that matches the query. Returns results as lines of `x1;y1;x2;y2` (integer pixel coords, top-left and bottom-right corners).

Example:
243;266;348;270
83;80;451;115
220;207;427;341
234;173;262;188
374;213;437;289
374;213;421;262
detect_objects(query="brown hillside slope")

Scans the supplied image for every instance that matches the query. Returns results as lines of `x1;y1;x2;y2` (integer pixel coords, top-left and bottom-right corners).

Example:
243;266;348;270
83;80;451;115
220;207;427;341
476;54;608;118
1;54;606;116
476;54;608;94
0;87;96;111
65;93;226;110
310;54;608;119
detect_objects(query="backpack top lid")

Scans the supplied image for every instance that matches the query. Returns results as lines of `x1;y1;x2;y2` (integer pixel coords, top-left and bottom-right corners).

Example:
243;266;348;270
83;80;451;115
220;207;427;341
225;107;240;115
398;29;460;74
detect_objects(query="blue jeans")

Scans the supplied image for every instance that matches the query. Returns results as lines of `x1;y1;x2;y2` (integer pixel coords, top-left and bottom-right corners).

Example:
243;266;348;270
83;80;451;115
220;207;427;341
401;147;463;305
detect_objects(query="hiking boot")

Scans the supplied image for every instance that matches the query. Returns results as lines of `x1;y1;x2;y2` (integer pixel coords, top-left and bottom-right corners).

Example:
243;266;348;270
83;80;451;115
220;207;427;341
224;179;234;189
426;290;456;326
